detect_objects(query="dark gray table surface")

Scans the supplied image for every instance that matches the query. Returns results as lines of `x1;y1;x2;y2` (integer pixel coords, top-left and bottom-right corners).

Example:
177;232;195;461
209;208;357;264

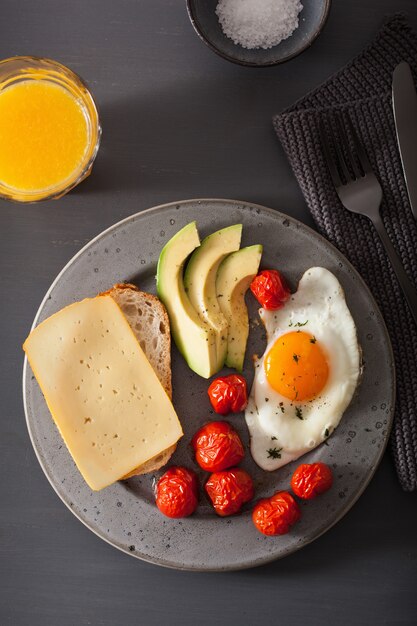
2;1;417;624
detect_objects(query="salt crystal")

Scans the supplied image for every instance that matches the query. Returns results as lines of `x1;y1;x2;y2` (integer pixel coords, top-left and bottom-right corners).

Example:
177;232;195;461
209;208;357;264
216;0;303;50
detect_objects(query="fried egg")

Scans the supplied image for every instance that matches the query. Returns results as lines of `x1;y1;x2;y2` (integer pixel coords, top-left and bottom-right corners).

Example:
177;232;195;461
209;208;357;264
245;267;361;471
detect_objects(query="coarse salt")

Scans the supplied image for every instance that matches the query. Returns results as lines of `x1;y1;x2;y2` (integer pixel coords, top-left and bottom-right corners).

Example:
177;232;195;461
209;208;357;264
216;0;303;50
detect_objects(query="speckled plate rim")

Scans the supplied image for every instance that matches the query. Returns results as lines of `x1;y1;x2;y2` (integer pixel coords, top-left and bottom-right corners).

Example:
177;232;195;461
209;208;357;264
22;198;395;571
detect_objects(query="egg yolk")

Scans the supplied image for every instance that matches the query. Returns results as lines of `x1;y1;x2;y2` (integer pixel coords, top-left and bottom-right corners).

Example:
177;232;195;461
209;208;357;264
264;331;329;401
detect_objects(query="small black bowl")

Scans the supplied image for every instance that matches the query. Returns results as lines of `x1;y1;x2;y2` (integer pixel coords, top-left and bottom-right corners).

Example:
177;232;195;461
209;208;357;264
186;0;331;67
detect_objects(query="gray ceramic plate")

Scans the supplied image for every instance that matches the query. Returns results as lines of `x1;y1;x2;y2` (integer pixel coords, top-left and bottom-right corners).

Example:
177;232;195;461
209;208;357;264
23;199;395;571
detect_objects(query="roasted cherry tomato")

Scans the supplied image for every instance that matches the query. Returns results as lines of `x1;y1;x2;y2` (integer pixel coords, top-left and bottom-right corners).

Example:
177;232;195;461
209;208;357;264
250;269;291;310
207;374;248;415
291;462;333;499
252;491;301;536
155;466;198;518
205;468;254;517
192;421;245;472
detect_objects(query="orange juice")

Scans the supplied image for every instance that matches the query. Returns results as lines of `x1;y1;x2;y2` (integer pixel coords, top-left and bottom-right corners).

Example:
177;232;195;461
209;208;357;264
0;56;100;202
0;80;89;192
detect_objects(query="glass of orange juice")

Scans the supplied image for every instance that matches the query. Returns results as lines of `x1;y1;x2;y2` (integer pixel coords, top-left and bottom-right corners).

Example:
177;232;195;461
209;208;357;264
0;56;101;202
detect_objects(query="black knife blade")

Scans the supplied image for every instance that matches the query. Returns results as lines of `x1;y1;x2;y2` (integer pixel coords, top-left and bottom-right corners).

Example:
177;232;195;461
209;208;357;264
392;61;417;221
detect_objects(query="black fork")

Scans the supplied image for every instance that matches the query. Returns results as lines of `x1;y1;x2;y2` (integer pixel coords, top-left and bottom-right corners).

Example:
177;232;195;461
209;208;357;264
320;115;417;327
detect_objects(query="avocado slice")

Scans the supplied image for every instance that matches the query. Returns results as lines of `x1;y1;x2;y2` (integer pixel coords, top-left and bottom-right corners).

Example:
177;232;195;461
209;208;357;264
216;244;263;371
156;222;219;379
183;224;242;371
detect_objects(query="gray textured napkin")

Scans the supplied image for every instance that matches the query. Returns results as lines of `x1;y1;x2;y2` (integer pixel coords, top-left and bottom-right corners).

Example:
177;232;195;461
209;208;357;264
273;15;417;491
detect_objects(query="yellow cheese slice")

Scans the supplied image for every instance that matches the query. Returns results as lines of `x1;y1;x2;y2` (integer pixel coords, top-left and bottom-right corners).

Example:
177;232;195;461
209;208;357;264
23;295;183;491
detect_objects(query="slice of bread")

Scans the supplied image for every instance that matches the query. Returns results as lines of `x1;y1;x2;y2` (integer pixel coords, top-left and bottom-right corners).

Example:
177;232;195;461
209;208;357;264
104;283;176;477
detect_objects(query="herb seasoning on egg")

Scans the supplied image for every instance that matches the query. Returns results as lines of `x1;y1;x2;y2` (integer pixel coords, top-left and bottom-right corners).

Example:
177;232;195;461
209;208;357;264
267;447;282;459
295;406;303;420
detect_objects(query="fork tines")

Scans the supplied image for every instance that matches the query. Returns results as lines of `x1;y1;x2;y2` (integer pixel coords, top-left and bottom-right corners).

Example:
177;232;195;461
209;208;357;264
320;115;371;188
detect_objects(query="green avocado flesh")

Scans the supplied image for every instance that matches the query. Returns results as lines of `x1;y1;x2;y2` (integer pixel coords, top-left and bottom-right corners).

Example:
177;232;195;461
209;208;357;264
156;222;219;379
183;224;242;371
216;244;263;371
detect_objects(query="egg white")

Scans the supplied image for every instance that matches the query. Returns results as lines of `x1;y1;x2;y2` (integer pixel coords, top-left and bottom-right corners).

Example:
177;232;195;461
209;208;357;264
245;267;361;471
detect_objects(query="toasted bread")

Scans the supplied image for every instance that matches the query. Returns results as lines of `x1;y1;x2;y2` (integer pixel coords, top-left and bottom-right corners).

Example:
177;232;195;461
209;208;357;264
105;284;176;477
